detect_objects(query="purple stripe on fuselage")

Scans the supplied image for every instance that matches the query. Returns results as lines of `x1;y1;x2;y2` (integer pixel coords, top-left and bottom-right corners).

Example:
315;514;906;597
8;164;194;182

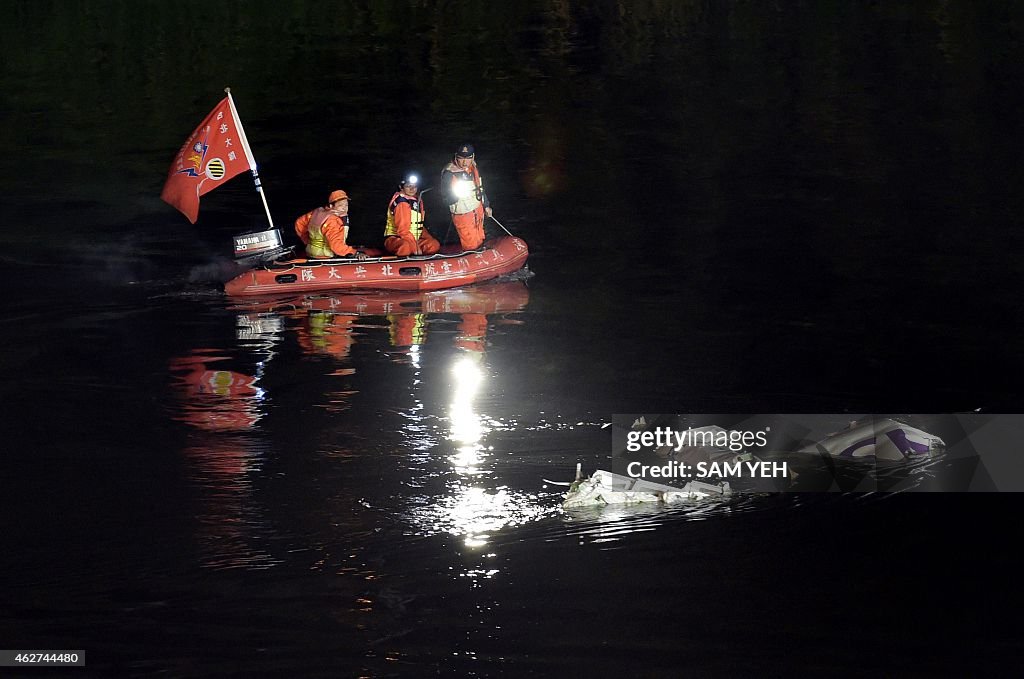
886;429;930;455
838;437;875;458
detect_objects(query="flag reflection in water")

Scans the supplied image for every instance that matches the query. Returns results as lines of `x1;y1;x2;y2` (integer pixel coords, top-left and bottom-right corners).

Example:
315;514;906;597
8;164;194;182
168;349;267;435
168;348;278;570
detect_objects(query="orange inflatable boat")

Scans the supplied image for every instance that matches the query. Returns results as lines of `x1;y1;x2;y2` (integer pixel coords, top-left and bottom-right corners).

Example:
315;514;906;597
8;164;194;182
224;235;529;296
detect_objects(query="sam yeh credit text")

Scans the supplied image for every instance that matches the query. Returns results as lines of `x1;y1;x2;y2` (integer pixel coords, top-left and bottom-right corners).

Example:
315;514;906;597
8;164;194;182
623;426;787;479
625;459;789;480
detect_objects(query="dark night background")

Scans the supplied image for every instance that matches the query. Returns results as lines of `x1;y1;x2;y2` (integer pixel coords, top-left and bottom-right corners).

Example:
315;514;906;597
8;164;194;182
2;1;1023;676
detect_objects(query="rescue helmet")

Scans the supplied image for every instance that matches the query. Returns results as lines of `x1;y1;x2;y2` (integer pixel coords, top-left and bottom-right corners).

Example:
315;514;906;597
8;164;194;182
328;189;349;203
455;143;475;158
400;173;420;188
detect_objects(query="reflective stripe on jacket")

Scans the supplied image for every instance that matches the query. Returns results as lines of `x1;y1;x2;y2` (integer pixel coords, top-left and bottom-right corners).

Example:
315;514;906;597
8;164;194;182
306;210;334;258
385;192;426;239
442;162;486;215
295;207;354;258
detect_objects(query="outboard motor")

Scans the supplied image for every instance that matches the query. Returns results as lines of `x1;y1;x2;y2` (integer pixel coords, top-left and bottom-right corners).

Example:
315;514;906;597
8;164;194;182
232;228;292;266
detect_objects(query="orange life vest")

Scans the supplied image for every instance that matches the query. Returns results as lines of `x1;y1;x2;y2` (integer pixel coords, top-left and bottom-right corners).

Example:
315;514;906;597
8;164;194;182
385;191;426;239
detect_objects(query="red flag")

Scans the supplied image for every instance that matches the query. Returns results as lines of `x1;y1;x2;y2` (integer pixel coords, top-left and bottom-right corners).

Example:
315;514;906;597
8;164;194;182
161;96;255;223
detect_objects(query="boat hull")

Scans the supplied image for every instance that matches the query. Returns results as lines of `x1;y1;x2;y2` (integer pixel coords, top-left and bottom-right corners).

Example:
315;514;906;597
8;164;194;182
229;279;531;317
224;236;529;296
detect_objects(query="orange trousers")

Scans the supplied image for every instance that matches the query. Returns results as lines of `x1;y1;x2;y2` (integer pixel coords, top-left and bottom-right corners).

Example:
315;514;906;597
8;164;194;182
452;206;486;250
384;232;440;257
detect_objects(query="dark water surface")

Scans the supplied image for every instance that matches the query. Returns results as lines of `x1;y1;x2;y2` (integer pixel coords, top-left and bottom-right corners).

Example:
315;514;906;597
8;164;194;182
3;2;1024;676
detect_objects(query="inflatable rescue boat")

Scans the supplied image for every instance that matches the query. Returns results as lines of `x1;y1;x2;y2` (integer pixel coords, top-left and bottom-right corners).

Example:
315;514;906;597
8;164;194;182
224;229;529;297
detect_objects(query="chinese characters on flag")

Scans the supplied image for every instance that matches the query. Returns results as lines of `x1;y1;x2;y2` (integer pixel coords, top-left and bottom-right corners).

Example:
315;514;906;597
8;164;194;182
161;96;254;223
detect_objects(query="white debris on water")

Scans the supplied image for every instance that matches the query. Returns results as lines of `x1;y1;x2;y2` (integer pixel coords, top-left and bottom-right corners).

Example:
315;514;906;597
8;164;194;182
562;470;731;508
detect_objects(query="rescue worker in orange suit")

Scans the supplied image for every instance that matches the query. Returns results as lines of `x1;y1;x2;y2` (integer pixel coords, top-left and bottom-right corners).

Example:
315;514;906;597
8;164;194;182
441;143;492;251
383;174;441;257
294;189;367;259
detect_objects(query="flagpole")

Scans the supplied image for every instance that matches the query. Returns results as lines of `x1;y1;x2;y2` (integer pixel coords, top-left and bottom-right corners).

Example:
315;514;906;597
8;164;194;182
224;87;275;229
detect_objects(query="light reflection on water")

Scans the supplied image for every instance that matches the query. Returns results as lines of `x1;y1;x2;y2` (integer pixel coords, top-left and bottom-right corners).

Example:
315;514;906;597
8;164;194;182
405;346;561;549
399;346;807;553
162;281;924;576
167;281;552;569
408;483;557;549
449;354;486;449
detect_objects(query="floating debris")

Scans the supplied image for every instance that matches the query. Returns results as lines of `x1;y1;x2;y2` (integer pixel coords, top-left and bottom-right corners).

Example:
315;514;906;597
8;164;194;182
562;468;730;508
